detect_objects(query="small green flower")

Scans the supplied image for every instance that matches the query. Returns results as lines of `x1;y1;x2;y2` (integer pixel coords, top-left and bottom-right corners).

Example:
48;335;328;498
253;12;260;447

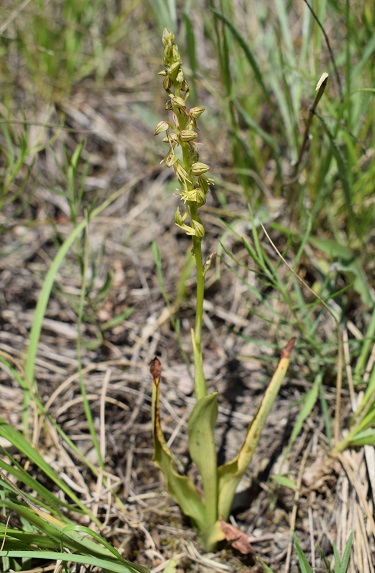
180;188;198;203
191;219;205;239
164;152;178;167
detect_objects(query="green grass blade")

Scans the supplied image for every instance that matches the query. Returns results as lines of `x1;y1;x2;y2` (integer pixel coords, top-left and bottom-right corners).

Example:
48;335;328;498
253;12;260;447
23;175;143;430
0;457;70;515
149;0;176;33
0;420;99;525
212;10;273;108
25;218;88;392
0;551;148;573
314;113;356;236
293;533;313;573
346;429;375;447
354;306;375;385
284;372;323;458
76;217;103;468
339;531;353;573
319;382;333;445
1;496;146;572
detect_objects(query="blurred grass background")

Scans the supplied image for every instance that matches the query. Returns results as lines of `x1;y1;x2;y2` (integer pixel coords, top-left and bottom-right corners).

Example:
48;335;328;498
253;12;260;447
0;0;374;571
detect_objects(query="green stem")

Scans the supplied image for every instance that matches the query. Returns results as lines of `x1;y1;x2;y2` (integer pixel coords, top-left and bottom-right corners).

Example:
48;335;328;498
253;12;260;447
179;138;207;401
190;215;207;400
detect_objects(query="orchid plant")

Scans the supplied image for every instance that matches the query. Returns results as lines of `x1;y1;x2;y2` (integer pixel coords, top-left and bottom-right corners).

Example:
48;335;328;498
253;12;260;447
151;29;295;551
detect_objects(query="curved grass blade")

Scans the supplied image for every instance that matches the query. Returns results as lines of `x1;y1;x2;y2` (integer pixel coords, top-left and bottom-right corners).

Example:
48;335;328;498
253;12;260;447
0;421;99;525
212;10;274;109
0;550;148;573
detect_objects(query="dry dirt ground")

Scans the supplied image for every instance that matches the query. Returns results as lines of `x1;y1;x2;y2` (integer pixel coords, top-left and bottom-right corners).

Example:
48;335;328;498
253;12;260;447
1;31;374;573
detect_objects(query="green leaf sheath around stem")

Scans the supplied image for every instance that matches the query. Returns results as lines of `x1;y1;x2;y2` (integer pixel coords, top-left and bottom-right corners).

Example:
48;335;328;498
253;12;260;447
149;357;206;530
217;338;296;521
188;393;219;530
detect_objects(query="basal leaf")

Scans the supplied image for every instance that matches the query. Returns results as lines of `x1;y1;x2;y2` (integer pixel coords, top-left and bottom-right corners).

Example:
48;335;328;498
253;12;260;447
150;358;205;530
217;339;295;520
188;393;219;527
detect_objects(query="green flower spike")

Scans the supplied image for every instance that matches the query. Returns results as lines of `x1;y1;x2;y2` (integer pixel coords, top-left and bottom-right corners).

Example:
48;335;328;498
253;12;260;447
155;28;213;236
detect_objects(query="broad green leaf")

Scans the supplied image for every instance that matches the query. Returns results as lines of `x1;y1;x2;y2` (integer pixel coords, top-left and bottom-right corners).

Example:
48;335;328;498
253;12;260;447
188;393;219;527
217;339;295;520
151;360;205;530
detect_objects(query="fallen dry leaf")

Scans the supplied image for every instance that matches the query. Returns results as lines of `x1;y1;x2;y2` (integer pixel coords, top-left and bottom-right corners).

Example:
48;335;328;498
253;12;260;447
219;516;255;555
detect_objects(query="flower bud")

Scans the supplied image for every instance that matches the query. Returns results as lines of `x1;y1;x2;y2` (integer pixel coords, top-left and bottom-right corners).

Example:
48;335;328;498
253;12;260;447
191;162;209;175
170;94;186;108
176;70;184;84
191;219;205;238
154;121;169;135
169;61;181;78
172;45;180;62
180;130;198;142
167;132;179;144
190;106;205;119
180;188;197;203
163;29;174;47
195;188;206;206
163;76;172;91
165;152;178;167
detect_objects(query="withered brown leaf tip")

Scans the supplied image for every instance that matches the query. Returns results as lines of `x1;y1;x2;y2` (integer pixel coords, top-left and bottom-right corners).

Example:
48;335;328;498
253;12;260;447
149;356;162;380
